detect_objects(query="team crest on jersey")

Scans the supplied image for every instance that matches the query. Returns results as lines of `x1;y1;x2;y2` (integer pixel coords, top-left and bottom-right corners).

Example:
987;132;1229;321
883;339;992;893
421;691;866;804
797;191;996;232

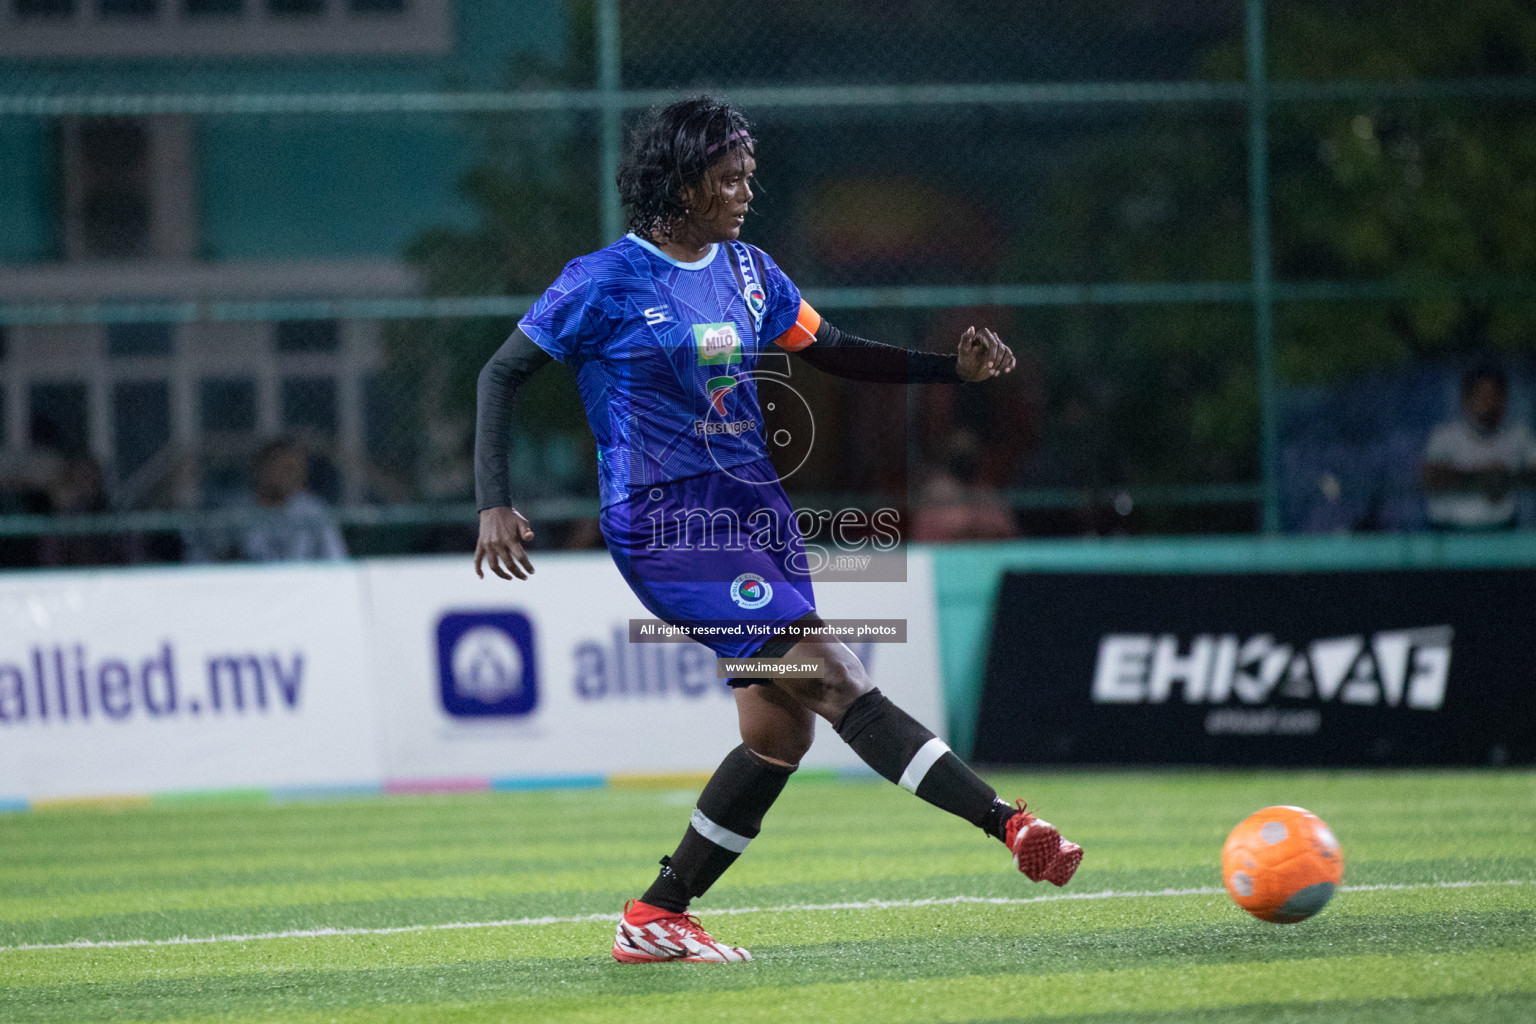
706;374;737;415
730;572;773;609
745;285;766;322
694;322;742;366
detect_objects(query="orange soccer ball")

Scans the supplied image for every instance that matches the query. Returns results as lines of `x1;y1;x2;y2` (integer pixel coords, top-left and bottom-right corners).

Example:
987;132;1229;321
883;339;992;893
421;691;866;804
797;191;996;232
1221;805;1344;923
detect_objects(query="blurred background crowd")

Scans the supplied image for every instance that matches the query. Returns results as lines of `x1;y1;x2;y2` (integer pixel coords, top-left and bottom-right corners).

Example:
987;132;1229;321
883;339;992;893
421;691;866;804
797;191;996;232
1;0;1533;566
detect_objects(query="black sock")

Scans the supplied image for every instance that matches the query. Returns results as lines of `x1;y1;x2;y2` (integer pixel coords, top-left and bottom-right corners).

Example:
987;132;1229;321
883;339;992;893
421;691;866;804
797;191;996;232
983;796;1022;842
640;744;796;911
836;688;1009;840
639;856;690;914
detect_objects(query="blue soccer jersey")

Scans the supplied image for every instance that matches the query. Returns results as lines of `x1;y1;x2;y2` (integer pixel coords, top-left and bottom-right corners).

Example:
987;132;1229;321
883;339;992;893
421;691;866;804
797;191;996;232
518;233;810;508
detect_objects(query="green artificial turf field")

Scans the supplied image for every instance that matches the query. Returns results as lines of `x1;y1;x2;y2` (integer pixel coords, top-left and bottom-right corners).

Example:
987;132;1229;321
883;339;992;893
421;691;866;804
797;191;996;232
1;769;1533;1023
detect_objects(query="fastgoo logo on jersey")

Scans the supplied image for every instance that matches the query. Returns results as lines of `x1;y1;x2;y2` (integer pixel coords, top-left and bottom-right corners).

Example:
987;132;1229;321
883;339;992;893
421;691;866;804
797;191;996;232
436;611;538;717
694;323;742;365
706;375;737;415
730;573;774;609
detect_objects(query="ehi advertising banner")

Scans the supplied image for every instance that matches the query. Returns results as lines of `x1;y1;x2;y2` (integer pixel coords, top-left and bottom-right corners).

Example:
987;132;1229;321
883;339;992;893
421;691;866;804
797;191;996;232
973;570;1536;766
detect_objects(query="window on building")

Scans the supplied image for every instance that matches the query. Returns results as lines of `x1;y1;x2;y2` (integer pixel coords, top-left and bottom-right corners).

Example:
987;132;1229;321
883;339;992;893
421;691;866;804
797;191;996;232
363;372;405;465
281;376;337;436
200;378;257;434
0;326;8;363
30;382;90;456
274;319;339;352
184;0;240;14
106;322;175;357
99;0;157;15
267;0;322;15
349;0;404;12
113;380;171;482
75;120;152;260
15;0;76;17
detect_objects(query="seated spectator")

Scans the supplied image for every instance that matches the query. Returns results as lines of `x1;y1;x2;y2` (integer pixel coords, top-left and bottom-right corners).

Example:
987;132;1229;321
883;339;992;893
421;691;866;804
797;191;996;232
239;438;348;562
38;454;125;567
1421;365;1536;530
911;429;1017;542
0;420;66;515
0;439;65;568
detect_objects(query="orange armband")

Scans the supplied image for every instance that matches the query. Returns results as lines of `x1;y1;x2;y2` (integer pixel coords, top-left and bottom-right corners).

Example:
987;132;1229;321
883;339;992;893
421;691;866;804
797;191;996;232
771;299;821;352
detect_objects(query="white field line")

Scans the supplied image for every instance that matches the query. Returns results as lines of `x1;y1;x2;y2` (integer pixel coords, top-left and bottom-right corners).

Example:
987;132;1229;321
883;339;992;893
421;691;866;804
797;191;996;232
1;878;1529;955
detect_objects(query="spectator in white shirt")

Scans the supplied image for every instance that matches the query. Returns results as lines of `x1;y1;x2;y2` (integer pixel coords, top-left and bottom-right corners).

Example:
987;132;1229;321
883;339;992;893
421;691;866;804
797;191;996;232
1421;365;1536;530
239;438;348;562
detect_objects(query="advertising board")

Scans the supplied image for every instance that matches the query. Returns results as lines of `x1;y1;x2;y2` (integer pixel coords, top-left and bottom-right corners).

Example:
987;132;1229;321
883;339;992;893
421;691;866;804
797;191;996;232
0;565;384;799
973;569;1536;766
0;550;946;800
363;550;945;780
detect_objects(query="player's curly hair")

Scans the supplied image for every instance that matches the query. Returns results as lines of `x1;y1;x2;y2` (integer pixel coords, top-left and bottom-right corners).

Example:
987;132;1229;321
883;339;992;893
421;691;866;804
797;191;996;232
617;95;754;241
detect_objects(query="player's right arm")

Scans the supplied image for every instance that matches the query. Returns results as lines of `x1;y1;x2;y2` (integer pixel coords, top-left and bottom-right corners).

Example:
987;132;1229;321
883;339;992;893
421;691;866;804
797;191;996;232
474;327;552;580
474;258;613;580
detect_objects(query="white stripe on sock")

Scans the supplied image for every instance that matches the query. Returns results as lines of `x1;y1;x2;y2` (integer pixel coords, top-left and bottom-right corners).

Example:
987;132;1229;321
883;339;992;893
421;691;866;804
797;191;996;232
898;737;951;794
689;808;752;853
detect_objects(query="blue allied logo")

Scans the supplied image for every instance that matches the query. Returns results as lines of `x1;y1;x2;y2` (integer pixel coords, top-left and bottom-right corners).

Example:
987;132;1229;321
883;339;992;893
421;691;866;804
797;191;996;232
730;573;774;610
436;611;538;718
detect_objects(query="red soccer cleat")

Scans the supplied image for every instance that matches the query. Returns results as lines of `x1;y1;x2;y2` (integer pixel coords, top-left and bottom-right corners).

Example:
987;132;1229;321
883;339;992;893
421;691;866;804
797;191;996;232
611;900;752;963
1005;802;1083;887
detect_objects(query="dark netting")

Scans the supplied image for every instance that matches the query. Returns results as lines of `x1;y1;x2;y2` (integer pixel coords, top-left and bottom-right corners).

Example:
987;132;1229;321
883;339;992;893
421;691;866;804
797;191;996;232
619;0;1244;88
0;0;1533;564
732;107;1252;288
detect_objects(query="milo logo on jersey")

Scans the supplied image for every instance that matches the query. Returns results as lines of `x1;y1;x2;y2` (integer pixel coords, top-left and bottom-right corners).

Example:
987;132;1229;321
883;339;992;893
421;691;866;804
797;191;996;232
694;322;755;437
694;323;742;366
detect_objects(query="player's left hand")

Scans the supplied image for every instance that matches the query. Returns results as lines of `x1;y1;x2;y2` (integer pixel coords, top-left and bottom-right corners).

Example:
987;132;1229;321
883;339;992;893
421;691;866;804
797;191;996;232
956;326;1015;382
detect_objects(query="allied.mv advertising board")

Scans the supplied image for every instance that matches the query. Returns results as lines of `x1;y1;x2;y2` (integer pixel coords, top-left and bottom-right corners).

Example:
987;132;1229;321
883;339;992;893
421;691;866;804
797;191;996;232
0;565;384;800
364;550;945;781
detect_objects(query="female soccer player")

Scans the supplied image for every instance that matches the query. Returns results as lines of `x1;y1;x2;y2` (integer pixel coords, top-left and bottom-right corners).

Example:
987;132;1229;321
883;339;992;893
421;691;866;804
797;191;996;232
474;96;1080;964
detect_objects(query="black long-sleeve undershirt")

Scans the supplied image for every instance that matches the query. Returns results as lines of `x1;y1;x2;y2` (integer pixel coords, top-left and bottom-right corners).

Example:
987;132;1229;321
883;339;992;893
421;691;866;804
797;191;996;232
475;328;551;511
473;318;963;510
797;319;960;383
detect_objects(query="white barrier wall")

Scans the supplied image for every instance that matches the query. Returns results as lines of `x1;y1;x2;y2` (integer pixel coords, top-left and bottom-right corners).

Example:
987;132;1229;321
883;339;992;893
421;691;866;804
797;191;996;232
0;551;944;801
365;550;944;779
0;565;383;800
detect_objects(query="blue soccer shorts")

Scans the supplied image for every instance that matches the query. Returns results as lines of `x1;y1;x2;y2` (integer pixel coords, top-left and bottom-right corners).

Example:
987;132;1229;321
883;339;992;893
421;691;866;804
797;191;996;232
599;458;817;663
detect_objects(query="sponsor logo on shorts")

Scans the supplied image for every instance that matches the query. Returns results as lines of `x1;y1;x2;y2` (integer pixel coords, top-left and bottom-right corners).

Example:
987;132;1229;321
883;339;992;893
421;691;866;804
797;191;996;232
730;573;774;610
436;611;539;718
694;323;742;366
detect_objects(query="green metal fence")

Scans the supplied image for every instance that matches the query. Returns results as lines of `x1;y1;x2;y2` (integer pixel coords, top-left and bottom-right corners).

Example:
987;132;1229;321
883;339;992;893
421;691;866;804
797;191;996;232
1;0;1534;558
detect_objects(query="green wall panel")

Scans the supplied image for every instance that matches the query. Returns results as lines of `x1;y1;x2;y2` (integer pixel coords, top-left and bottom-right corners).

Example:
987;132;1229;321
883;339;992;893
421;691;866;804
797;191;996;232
197;119;475;260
